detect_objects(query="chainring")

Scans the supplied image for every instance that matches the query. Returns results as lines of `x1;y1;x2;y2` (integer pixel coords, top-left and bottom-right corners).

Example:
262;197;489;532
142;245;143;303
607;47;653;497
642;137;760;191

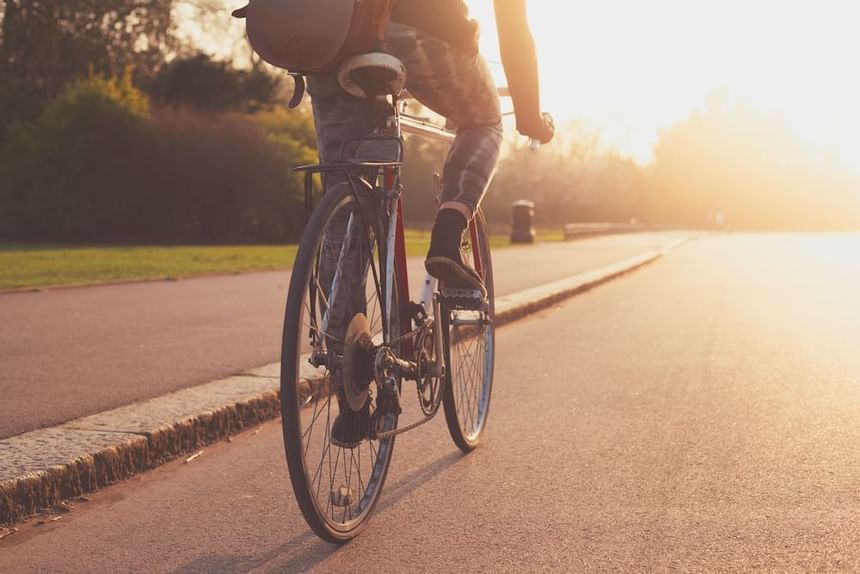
415;328;441;415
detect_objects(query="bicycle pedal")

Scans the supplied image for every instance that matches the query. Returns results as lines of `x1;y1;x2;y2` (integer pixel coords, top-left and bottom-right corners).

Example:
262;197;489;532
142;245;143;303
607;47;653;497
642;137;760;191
438;288;487;310
330;486;355;508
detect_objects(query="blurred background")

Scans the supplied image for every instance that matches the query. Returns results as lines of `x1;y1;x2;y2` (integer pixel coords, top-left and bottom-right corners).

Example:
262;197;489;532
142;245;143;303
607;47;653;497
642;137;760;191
2;0;859;247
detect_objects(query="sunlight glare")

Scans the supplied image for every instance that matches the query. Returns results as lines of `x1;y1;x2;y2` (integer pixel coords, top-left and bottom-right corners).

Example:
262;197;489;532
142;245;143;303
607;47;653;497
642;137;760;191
468;0;860;171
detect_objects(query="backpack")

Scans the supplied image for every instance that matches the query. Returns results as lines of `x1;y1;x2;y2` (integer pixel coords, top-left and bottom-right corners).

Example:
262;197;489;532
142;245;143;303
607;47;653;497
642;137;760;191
233;0;398;106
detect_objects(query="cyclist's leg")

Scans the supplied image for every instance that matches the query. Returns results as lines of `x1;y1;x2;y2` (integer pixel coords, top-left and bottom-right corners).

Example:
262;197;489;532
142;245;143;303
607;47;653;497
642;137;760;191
308;77;375;340
385;22;503;214
384;23;503;291
308;78;379;442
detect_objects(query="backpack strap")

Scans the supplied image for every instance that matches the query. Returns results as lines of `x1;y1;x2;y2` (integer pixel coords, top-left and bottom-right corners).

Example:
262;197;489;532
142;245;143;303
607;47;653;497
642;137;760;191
288;74;306;109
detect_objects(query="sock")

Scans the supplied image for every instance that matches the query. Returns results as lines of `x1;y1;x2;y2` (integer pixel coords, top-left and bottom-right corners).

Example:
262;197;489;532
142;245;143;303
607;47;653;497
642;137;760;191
427;209;468;259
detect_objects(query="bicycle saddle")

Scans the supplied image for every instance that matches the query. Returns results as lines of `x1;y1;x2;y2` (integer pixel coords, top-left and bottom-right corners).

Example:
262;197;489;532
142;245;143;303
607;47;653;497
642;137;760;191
338;52;406;99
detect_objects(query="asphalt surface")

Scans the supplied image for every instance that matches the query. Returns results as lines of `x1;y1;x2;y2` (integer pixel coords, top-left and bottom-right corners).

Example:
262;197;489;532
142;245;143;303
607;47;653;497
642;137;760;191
0;232;686;439
4;233;860;572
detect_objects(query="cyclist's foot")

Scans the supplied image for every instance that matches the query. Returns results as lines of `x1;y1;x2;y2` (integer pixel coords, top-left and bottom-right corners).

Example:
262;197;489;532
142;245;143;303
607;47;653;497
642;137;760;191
425;209;487;297
330;398;371;449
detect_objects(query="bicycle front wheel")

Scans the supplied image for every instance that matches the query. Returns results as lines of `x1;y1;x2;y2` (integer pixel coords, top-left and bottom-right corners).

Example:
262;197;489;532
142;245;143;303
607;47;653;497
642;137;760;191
442;209;496;452
281;180;399;543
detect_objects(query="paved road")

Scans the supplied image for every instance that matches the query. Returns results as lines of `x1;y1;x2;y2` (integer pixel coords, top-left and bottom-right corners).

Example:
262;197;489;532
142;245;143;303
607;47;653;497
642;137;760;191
0;232;686;439
4;233;860;572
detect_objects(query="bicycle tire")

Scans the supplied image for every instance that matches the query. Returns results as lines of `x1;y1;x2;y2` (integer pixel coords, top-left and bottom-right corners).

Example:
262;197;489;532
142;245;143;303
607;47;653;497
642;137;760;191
441;208;496;452
281;180;400;543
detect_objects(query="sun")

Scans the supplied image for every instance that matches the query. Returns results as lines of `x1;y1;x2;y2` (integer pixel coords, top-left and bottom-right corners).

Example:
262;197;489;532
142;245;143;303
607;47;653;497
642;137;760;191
467;0;860;173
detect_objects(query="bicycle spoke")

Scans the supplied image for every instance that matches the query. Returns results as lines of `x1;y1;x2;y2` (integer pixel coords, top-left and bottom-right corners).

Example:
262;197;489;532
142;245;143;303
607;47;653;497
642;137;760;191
444;215;494;449
312;271;331;312
283;186;400;539
303;391;329;444
302;300;341;344
301;319;341;344
312;396;333;500
356;443;366;500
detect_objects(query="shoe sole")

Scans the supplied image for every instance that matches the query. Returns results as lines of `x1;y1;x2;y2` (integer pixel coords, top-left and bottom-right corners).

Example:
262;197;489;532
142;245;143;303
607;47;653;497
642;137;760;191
425;257;487;297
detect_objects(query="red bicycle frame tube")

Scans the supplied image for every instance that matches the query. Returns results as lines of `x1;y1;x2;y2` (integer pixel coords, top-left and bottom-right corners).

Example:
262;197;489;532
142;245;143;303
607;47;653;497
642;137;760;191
387;167;413;354
469;219;483;278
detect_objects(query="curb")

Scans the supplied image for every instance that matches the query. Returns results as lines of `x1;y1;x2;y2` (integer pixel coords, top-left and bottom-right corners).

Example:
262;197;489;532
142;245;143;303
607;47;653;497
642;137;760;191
0;236;691;526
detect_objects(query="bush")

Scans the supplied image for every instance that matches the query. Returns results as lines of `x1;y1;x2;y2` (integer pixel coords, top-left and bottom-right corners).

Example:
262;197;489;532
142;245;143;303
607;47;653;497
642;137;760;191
136;107;314;243
146;54;281;112
0;71;149;240
0;72;317;243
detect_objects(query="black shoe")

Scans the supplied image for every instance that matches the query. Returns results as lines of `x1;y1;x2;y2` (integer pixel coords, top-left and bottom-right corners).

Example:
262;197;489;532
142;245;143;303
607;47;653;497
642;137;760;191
330;399;370;449
425;209;487;297
425;255;486;297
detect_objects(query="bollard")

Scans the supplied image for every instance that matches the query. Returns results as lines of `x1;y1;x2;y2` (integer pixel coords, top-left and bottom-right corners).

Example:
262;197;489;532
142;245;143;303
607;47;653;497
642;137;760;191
510;200;536;244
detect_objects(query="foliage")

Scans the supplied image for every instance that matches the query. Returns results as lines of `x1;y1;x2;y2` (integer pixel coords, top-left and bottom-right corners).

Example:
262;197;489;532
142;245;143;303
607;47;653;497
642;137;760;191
0;72;317;244
400;134;448;225
0;0;174;96
249;105;318;156
138;107;312;243
483;127;643;227
0;72;149;240
146;54;282;111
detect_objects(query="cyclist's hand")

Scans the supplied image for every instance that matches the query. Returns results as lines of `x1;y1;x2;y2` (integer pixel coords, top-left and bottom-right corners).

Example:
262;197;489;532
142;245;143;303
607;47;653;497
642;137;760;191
518;112;555;145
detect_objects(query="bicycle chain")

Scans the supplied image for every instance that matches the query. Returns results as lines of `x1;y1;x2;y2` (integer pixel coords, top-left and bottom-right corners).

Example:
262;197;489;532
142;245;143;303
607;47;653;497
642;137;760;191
369;300;486;440
372;299;488;440
376;326;447;440
375;374;445;440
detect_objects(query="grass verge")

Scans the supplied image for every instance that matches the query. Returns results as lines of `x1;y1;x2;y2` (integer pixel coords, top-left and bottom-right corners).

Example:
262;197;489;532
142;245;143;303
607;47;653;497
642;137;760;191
0;244;299;290
1;229;563;290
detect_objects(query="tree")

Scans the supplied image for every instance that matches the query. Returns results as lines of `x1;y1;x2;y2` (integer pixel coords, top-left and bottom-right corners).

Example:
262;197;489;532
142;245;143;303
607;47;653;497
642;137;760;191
647;97;860;229
484;125;643;227
146;54;281;111
400;134;448;225
0;71;150;240
0;71;317;244
0;0;174;132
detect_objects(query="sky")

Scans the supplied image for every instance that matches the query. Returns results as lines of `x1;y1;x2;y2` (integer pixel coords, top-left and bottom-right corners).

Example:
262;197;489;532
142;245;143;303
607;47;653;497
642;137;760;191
468;0;860;170
202;0;860;172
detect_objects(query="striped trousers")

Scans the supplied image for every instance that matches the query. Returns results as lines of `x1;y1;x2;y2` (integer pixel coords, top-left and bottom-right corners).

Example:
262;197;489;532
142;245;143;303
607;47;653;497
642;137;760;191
308;22;503;214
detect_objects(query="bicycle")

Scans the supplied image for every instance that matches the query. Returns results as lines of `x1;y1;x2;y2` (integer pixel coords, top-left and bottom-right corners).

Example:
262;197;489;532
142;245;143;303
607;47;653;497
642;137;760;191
280;52;520;543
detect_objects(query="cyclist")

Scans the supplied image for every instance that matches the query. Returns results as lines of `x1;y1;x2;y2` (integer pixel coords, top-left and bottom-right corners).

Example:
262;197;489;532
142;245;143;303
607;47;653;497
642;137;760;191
238;0;554;447
239;0;553;291
392;1;554;296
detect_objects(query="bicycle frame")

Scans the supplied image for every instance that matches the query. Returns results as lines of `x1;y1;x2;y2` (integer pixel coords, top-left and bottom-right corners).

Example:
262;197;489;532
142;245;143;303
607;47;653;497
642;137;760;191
284;56;505;541
296;93;487;386
398;113;453;312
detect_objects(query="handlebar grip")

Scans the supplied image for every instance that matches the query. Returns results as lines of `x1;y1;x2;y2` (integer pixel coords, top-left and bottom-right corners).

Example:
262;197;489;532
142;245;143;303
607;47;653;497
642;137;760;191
528;113;554;152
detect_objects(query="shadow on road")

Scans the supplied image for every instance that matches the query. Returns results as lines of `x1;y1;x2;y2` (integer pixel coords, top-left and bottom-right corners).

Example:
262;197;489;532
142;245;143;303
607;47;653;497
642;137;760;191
171;449;466;572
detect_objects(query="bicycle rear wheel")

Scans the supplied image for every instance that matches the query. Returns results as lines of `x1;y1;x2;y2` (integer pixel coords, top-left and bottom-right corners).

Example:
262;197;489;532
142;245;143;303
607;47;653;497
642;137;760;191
442;209;495;452
281;180;399;543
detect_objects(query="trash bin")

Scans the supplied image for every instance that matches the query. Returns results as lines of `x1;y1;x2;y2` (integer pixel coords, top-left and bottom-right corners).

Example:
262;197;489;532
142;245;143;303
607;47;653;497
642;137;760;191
510;200;536;244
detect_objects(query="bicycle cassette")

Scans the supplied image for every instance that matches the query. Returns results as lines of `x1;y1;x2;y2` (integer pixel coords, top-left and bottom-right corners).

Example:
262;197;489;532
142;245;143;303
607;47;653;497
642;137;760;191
342;313;376;412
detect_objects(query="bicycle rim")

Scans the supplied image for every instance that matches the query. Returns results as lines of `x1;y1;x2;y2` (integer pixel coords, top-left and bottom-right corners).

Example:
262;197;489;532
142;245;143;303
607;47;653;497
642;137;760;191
442;209;496;452
281;183;398;542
